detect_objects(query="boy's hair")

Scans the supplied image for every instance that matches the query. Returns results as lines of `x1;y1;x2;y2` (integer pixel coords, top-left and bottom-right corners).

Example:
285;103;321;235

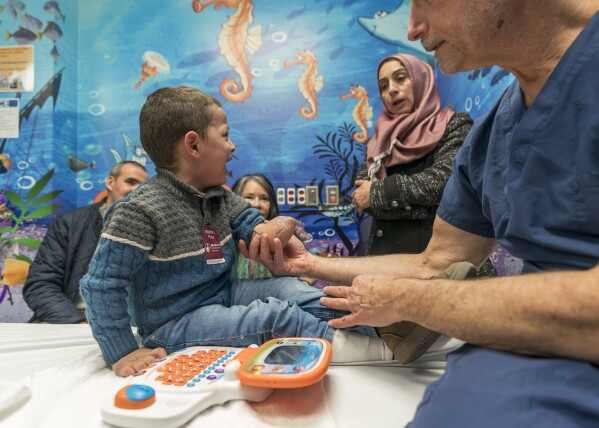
139;86;222;168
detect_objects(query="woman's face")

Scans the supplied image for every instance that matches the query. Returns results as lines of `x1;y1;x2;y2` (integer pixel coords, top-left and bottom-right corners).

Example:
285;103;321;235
378;59;415;115
241;179;271;219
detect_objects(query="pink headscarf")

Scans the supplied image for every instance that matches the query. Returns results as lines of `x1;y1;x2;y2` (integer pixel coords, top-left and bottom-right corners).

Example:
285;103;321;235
367;54;455;181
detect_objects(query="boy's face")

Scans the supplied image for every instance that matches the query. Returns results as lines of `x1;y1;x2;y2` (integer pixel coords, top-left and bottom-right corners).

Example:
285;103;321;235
196;107;235;190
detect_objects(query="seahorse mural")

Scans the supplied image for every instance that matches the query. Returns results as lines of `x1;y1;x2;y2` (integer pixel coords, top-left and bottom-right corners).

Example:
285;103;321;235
284;50;323;120
340;85;373;143
192;0;262;103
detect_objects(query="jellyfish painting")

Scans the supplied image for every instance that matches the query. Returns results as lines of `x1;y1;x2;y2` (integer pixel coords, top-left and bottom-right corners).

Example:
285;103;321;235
134;51;171;90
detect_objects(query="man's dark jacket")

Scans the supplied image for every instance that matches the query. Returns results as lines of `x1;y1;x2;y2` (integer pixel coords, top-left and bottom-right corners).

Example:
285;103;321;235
23;202;103;323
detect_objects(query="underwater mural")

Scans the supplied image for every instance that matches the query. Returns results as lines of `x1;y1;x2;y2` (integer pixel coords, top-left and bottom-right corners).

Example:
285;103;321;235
0;0;516;320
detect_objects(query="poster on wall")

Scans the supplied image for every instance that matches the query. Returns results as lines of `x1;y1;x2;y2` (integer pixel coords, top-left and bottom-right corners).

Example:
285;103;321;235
0;46;34;92
0;98;19;138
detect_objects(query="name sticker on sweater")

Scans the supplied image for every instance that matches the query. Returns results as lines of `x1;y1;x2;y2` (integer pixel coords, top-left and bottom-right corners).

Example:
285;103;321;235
202;227;225;265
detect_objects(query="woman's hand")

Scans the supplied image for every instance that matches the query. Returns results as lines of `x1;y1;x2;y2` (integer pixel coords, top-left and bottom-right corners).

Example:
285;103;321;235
352;180;372;213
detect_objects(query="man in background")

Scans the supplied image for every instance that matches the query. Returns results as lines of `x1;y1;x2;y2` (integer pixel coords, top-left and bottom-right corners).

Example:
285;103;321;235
23;161;148;323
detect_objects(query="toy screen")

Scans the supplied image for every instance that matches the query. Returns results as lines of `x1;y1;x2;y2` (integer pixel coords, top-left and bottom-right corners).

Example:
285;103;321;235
264;346;309;365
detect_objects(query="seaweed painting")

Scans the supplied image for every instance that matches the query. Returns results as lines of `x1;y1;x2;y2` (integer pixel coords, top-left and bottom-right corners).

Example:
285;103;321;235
0;169;63;305
291;122;368;256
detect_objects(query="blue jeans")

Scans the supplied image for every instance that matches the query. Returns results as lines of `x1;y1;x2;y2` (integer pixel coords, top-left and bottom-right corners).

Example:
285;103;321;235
142;276;375;353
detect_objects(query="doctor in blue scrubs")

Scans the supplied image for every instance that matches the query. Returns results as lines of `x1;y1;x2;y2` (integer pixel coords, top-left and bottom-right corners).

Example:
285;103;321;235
244;1;599;426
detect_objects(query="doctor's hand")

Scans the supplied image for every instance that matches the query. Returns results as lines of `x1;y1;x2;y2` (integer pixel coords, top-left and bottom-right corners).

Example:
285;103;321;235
352;180;372;213
320;274;408;329
112;347;167;377
239;233;312;278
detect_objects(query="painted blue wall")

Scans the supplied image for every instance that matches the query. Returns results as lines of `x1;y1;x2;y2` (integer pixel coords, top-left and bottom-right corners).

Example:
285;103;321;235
0;0;515;321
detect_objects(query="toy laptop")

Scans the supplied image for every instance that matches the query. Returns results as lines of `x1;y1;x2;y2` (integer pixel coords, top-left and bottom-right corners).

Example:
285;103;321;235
101;337;332;428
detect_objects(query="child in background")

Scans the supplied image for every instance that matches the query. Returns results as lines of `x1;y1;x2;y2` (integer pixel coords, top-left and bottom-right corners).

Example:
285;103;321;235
231;173;310;280
80;86;392;376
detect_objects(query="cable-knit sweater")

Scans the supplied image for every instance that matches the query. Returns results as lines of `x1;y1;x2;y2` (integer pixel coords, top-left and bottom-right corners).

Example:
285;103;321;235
80;168;263;365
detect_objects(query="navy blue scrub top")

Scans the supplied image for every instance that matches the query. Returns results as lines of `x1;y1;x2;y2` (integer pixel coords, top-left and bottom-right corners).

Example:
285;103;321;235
438;12;599;273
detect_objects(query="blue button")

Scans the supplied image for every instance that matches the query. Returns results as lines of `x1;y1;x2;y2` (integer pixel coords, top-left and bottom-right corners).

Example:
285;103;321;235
125;385;155;402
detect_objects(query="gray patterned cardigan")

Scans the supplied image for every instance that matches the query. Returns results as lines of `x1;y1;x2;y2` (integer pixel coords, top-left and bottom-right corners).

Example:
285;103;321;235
358;112;472;221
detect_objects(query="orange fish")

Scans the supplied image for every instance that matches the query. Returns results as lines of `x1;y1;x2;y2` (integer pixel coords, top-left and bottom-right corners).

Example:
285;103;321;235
0;202;13;221
1;259;30;286
284;50;323;119
340;85;373;143
0;154;12;173
193;0;262;103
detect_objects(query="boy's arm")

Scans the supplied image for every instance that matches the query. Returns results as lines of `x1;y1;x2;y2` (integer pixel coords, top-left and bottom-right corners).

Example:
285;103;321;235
253;216;297;251
80;237;148;366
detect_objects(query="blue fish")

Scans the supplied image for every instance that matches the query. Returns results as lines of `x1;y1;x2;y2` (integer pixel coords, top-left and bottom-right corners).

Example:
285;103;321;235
337;215;355;226
481;66;493;77
287;6;307;20
491;68;512;86
41;21;63;42
357;1;434;65
21;14;43;33
6;0;17;22
50;44;60;63
5;27;37;45
325;3;334;14
204;70;231;88
67;155;95;173
177;49;220;68
44;1;66;21
317;25;329;35
468;68;482;80
309;41;322;52
329;43;345;60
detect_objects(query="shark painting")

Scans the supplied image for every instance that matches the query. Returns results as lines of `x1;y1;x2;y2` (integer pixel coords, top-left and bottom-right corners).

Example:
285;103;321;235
110;133;148;166
357;1;435;65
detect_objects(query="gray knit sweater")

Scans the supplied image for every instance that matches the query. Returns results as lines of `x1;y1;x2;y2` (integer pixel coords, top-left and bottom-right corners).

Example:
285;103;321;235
80;168;263;364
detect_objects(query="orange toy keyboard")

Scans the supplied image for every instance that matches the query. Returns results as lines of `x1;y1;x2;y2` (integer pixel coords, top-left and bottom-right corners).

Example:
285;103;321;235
102;338;332;428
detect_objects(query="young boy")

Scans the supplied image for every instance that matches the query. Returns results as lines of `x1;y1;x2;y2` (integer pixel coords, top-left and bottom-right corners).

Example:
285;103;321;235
80;86;392;376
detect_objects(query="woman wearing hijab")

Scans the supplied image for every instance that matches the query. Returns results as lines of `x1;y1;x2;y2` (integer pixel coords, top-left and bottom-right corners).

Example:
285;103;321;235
352;54;495;363
354;54;487;263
